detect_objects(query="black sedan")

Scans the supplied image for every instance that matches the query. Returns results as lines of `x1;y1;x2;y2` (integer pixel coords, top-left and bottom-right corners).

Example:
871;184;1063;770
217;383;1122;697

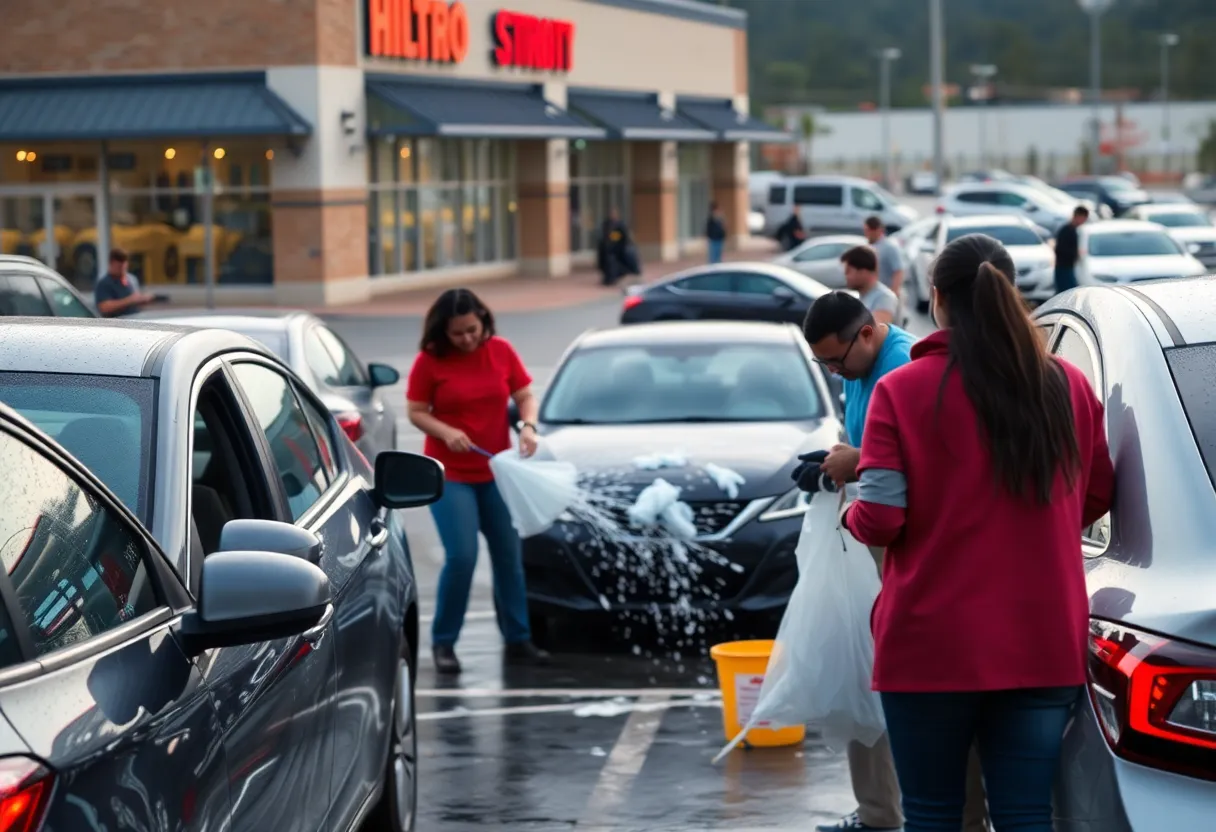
620;262;833;325
0;318;442;832
514;321;844;645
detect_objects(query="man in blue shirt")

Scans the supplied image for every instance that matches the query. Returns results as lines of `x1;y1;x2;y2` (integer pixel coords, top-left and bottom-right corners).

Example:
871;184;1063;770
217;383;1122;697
795;290;988;832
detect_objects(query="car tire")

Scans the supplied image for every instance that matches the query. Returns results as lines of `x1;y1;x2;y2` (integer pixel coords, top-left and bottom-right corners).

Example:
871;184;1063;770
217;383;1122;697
365;638;417;832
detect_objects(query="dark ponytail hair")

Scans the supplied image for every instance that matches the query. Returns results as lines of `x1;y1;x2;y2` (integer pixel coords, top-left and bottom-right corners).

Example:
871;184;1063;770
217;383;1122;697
932;234;1079;503
420;288;496;357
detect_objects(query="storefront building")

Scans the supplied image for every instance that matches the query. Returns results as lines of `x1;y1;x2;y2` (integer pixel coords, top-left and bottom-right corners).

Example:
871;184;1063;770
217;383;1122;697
0;0;786;305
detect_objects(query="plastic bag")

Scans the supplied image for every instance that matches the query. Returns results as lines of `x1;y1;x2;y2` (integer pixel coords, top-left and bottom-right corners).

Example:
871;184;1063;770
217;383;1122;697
489;449;580;538
627;478;698;540
713;491;885;762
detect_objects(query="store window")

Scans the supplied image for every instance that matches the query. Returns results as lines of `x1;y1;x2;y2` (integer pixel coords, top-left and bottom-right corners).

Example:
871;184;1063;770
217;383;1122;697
569;140;628;254
677;144;711;243
369;138;516;276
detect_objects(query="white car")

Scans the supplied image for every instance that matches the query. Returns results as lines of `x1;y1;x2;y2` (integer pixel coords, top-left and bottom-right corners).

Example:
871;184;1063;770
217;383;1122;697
938;181;1075;233
771;234;868;289
1123;203;1216;270
906;215;1057;307
1078;220;1207;286
1016;175;1112;220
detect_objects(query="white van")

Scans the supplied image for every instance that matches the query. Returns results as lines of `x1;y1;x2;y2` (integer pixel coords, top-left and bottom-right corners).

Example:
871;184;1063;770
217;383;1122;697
762;175;919;238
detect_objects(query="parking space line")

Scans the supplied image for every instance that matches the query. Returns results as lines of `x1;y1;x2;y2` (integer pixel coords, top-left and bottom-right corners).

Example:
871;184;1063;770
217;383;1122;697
418;696;712;722
416;687;717;698
577;693;671;830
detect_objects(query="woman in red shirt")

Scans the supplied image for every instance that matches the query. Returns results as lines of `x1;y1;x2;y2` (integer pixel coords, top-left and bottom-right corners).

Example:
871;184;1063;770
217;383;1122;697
406;289;548;675
843;234;1115;831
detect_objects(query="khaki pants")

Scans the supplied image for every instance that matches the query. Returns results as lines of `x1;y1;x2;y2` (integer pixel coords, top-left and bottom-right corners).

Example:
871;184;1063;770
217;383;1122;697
855;544;990;831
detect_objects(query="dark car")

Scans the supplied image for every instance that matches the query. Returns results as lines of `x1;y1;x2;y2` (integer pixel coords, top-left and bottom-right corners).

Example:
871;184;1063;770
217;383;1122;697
1033;279;1216;830
138;310;401;460
1058;176;1151;217
0;255;96;318
0;318;442;832
620;262;833;325
513;321;844;644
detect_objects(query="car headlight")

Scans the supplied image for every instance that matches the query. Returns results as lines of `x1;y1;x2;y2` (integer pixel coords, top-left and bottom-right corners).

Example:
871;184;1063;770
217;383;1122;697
759;487;810;522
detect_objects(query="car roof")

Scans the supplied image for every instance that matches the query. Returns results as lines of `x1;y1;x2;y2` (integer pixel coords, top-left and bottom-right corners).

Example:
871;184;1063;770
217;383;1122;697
947;180;1035;195
1124;275;1216;346
0;255;74;282
1083;219;1165;235
0;318;266;377
1132;203;1205;214
136;310;307;334
575;321;801;349
942;214;1030;228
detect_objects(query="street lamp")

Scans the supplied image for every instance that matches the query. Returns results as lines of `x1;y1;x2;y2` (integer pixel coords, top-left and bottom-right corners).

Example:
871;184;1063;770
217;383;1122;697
1159;33;1179;173
878;47;902;190
929;0;945;192
1078;0;1114;174
970;64;998;169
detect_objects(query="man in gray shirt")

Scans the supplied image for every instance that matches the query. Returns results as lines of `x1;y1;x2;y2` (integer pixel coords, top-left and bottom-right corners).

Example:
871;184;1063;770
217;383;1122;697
841;245;899;325
863;216;906;324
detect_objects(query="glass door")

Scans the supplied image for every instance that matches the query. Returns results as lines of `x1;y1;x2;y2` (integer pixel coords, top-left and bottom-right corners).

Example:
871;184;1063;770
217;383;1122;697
0;196;46;260
0;187;103;291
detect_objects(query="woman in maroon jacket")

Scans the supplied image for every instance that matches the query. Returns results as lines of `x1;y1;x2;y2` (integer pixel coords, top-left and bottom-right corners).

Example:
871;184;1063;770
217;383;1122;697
843;233;1115;832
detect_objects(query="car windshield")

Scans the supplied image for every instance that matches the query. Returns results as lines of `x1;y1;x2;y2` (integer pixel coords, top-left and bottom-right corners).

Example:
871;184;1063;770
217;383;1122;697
0;372;155;522
1147;211;1212;229
1088;230;1181;257
542;343;824;424
946;225;1043;246
1102;177;1135;192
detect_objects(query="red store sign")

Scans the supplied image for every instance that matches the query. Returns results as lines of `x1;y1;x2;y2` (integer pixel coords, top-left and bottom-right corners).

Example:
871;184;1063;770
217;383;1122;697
367;0;471;63
492;11;575;73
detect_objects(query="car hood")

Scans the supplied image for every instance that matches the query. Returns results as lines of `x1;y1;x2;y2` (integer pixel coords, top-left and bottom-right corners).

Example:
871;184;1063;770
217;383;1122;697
1087;254;1206;280
537;419;844;502
1164;226;1216;244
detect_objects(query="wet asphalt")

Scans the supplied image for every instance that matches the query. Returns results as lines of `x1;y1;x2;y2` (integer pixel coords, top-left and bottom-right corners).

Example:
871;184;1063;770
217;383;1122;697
326;296;935;832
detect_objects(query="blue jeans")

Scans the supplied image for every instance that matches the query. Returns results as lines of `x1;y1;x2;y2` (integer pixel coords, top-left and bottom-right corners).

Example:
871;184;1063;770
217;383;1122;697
1054;265;1077;294
708;239;724;264
881;686;1082;832
429;479;531;648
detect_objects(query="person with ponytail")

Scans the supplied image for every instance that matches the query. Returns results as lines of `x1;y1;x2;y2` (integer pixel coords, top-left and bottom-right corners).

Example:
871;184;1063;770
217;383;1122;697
841;234;1115;832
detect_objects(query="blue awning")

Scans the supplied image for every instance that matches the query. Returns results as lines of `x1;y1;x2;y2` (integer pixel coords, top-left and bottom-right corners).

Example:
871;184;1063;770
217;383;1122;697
0;73;311;142
567;91;716;142
366;77;604;140
678;98;793;143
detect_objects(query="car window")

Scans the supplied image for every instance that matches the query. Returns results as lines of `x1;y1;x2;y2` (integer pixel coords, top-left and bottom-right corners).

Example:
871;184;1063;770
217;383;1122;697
956;192;994;204
674;273;733;293
304;330;343;387
1053;326;1099;392
734;273;786;295
996;192;1029;207
298;386;338;480
945;225;1043;246
1088;230;1181;257
1146;211;1211;229
0;274;52;317
37;277;93;318
0;429;158;662
314;327;368;387
851;187;884;211
231;363;331;521
767;185;787;206
792;185;843;207
794;242;849;263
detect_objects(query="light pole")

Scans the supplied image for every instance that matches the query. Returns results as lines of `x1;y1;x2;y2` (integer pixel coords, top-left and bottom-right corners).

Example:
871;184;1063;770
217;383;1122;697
970;64;998;169
929;0;945;192
1078;0;1114;173
878;47;902;190
1159;33;1179;173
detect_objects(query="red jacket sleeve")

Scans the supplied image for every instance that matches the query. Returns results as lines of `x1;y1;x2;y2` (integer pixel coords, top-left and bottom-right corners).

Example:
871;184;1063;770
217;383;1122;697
1081;383;1115;528
842;379;907;547
405;351;436;405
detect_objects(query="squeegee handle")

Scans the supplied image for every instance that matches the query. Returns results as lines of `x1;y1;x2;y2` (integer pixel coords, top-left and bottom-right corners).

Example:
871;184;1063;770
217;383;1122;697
470;445;495;458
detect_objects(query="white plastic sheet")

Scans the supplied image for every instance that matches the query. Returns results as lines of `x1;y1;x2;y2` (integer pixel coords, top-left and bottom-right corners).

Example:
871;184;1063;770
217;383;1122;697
627;478;698;540
490;449;580;538
713;491;885;762
703;463;746;499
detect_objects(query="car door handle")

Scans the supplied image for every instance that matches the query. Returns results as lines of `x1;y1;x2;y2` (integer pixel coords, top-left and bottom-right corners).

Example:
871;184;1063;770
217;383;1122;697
302;603;334;646
366;518;389;550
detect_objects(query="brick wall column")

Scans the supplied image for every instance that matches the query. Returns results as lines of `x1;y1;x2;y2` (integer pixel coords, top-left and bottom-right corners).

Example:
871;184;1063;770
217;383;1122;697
631;141;678;264
712;141;750;251
516;139;571;278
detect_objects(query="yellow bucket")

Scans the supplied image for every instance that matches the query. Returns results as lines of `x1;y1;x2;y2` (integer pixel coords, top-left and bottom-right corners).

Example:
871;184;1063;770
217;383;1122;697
710;640;806;748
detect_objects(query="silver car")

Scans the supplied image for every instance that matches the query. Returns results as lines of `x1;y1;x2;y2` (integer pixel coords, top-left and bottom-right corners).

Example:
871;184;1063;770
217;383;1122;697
1077;220;1207;286
770;234;867;289
938;181;1075;233
1034;280;1216;831
1123;203;1216;269
139;310;400;459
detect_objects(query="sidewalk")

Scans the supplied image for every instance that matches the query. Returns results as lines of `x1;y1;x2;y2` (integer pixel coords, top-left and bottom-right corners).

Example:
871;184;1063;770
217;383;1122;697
314;239;779;317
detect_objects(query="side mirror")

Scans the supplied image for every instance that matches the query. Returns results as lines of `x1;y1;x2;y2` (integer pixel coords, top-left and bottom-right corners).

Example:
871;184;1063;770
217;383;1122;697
177;551;332;655
771;285;796;306
368;362;400;388
507;399;521;432
374;450;445;509
219;519;323;564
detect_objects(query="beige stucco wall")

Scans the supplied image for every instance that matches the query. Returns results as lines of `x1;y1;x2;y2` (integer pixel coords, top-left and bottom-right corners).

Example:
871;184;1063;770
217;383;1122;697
361;0;742;98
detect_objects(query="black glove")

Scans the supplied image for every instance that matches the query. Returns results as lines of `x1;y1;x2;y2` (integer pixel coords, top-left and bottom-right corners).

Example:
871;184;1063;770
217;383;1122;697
791;450;830;494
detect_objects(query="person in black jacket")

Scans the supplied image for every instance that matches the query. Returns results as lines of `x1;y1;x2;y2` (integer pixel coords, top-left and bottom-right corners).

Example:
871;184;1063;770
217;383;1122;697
1054;205;1089;294
706;202;727;263
597;208;639;287
775;206;807;252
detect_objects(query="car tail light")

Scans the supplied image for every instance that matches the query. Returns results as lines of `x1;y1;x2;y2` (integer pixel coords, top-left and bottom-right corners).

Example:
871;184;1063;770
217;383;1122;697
622;294;644;312
336;412;363;444
1088;620;1216;781
0;757;53;832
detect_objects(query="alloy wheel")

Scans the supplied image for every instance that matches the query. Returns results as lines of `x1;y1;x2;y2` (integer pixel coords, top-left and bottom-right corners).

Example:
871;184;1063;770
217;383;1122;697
390;655;417;831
